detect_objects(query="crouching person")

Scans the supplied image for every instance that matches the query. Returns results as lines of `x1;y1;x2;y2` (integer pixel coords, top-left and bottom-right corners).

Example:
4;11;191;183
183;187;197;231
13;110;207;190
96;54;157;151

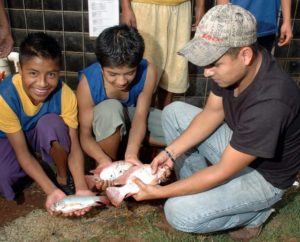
132;4;300;241
0;33;93;216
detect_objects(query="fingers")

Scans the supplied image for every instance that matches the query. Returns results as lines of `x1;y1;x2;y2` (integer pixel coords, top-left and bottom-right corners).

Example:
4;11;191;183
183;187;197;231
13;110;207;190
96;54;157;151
132;177;144;188
95;179;115;190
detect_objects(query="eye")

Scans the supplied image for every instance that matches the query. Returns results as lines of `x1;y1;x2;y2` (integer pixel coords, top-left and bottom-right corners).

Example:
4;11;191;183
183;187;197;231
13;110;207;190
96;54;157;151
29;71;37;76
48;72;58;78
126;71;135;76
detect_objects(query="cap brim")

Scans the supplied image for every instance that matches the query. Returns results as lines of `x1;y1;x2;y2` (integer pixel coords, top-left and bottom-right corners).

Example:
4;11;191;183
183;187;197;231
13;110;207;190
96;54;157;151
178;38;229;67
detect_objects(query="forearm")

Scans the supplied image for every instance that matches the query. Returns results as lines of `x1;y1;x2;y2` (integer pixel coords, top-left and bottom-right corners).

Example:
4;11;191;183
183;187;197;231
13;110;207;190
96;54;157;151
18;154;57;195
154;164;227;199
0;0;9;28
195;0;205;9
67;145;88;191
121;0;132;10
281;0;291;24
166;110;224;160
126;121;146;157
80;132;111;165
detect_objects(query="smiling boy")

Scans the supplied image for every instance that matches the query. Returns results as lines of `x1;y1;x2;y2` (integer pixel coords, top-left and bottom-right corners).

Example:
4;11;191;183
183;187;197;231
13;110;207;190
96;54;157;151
0;33;93;216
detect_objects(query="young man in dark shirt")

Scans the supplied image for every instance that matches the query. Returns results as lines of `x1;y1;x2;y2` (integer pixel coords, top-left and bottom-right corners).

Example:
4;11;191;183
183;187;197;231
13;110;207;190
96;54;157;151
131;4;300;240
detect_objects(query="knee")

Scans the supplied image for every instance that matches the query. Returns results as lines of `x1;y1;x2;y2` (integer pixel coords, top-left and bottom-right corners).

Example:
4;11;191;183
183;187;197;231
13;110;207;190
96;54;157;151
36;113;66;133
93;100;124;124
162;101;183;121
164;197;196;232
164;197;211;233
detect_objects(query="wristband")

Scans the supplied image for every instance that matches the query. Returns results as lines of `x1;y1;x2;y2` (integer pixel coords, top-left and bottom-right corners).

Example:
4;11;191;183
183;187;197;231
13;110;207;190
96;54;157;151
164;149;175;163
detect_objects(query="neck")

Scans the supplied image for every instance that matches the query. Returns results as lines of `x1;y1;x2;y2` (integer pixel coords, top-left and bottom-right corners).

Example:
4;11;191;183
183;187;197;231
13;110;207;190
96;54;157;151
234;51;262;97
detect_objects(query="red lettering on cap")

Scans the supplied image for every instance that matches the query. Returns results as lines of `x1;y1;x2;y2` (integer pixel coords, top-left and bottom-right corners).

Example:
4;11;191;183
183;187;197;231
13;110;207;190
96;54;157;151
200;33;223;41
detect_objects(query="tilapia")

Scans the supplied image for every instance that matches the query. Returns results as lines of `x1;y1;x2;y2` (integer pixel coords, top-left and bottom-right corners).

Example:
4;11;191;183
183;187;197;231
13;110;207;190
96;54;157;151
106;164;168;206
85;161;133;189
50;195;110;213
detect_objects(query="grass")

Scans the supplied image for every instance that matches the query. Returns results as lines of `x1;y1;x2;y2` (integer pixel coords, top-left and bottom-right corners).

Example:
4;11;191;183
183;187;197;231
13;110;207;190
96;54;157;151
87;185;300;242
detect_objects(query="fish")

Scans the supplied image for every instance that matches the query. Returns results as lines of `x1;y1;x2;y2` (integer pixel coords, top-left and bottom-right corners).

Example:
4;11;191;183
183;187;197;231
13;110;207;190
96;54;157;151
50;195;110;213
106;164;168;207
85;161;133;189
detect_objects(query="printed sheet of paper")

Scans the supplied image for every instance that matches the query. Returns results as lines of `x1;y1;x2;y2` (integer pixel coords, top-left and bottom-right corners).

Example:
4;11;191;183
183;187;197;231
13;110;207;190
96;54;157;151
88;0;119;37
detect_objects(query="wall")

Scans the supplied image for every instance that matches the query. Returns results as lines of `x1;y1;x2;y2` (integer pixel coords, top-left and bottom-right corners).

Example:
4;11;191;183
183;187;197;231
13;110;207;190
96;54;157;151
4;0;300;107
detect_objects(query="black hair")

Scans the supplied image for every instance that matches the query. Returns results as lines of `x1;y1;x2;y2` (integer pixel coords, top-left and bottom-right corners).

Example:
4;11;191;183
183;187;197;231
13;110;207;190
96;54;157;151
19;32;62;68
95;24;145;68
225;42;260;59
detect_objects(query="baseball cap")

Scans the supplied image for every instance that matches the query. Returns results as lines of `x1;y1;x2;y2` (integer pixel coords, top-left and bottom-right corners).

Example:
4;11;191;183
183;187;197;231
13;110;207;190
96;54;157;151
178;4;257;67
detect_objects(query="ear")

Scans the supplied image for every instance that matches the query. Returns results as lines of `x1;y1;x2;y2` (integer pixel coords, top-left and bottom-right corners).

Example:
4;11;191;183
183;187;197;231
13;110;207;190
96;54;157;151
240;47;254;66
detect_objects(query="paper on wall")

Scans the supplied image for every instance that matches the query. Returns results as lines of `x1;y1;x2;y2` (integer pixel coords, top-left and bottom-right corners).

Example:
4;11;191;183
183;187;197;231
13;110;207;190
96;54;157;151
88;0;119;37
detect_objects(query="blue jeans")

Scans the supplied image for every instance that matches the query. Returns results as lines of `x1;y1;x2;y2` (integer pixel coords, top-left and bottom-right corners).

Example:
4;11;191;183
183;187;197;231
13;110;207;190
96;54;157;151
162;102;285;233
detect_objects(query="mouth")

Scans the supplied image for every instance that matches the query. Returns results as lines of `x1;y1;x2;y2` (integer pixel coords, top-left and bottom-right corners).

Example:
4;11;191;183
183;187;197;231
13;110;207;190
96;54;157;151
33;88;50;96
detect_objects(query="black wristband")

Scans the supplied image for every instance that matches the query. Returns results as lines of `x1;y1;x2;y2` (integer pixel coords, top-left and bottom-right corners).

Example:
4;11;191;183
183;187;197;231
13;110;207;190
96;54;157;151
164;149;175;163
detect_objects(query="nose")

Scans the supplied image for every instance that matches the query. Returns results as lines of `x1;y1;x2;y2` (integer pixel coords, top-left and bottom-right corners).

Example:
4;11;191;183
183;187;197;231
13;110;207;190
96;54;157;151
37;75;48;87
204;67;214;78
118;75;128;85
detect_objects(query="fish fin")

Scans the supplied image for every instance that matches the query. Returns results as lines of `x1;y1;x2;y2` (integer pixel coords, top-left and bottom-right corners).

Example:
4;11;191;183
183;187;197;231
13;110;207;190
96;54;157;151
85;175;96;190
106;187;125;207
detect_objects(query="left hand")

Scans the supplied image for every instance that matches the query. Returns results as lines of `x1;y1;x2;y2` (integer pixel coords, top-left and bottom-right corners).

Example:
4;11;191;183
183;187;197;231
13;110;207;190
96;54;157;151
278;21;293;47
132;177;162;201
125;153;143;166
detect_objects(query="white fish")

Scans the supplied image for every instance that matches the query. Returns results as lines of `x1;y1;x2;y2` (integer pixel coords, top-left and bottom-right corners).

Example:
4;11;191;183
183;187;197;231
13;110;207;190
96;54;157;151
106;164;168;207
85;161;133;189
98;161;134;181
50;195;110;213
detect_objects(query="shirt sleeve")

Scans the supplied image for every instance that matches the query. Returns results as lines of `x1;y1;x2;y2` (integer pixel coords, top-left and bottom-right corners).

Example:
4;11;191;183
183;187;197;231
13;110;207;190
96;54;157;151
60;83;78;129
0;96;22;133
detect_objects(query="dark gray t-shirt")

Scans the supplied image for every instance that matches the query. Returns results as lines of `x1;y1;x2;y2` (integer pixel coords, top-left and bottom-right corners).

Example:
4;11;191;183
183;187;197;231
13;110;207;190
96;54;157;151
212;49;300;189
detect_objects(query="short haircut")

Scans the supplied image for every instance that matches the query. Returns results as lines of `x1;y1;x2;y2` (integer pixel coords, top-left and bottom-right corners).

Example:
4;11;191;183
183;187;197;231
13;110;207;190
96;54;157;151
95;24;145;68
225;42;260;59
19;32;62;68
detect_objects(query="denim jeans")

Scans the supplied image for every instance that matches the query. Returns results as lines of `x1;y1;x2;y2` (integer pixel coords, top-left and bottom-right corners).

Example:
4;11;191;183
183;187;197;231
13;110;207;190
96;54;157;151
162;102;285;233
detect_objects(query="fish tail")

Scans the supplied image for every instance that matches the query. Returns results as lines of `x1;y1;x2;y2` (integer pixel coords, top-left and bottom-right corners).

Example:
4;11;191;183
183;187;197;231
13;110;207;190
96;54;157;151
106;187;126;207
85;175;96;189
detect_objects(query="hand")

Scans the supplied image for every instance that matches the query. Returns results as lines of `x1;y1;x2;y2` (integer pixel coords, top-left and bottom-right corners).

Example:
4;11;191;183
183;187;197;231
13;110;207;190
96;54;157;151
0;26;13;58
94;179;114;191
278;21;293;47
45;188;67;216
151;150;174;175
70;189;96;216
121;6;137;27
125;153;143;166
92;160;113;176
132;177;162;201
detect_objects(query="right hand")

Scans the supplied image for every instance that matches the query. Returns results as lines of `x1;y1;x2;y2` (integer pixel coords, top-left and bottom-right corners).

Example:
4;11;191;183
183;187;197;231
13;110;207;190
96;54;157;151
45;188;67;216
151;150;174;176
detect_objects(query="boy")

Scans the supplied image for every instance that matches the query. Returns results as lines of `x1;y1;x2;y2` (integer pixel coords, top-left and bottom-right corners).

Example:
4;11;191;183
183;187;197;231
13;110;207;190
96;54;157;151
0;33;93;216
132;4;300;240
76;25;165;190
